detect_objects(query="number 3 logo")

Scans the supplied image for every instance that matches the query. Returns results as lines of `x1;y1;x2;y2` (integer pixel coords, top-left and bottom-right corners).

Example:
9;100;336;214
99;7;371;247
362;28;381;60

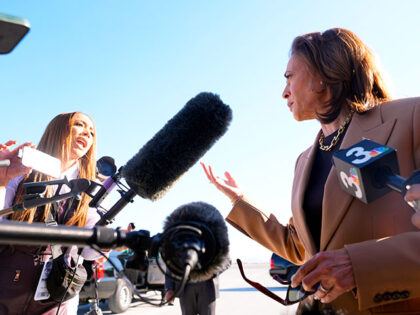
340;171;363;198
345;146;372;164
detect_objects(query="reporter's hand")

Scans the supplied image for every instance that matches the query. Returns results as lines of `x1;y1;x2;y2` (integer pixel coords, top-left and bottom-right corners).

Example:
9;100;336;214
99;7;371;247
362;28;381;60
164;289;175;304
405;184;420;228
200;162;243;203
291;248;356;304
0;140;34;186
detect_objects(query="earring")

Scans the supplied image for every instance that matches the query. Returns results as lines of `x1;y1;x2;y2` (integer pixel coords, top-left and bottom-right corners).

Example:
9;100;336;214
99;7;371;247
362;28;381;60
320;81;323;85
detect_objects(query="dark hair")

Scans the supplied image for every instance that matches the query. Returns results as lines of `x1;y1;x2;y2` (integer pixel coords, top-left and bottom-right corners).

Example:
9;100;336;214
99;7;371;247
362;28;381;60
291;28;392;124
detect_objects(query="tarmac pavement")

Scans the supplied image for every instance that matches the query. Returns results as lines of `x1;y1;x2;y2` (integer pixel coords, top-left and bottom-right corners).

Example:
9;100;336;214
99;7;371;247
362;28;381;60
78;262;298;315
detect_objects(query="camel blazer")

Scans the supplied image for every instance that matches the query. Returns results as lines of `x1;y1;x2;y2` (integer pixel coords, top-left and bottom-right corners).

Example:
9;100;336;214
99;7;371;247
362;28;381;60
227;97;420;314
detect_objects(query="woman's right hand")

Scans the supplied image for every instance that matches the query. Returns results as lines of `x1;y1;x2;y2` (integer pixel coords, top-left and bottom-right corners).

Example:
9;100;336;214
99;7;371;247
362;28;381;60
0;140;33;187
200;162;243;203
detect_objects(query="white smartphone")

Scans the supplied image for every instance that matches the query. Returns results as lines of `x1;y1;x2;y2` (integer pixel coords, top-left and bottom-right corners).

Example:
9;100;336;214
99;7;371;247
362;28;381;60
18;147;61;178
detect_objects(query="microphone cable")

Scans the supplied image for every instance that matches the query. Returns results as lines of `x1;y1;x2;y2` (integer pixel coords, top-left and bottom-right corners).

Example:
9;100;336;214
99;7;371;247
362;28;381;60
55;253;82;315
88;244;191;307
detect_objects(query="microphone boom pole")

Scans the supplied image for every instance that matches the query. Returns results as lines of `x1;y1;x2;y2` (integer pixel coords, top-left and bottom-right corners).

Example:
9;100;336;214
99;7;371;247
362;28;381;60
0;221;132;249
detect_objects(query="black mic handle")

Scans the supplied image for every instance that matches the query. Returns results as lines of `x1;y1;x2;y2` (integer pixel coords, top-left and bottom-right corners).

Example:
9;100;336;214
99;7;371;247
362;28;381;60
96;189;137;226
88;185;107;208
384;174;406;193
89;173;120;208
184;248;199;269
384;170;420;212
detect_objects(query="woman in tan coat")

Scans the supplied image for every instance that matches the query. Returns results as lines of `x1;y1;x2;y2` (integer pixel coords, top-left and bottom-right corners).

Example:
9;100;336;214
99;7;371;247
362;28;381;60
202;28;420;314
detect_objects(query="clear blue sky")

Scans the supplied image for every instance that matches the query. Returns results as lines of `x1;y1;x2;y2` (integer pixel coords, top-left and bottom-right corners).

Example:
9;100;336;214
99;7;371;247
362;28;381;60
1;1;419;262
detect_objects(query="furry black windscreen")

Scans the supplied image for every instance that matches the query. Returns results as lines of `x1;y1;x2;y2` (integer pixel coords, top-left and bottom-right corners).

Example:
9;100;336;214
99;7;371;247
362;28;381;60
122;92;232;200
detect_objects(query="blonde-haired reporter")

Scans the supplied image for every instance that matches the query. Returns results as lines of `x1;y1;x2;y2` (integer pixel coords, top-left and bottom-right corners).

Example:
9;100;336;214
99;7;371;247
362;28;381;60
0;112;100;314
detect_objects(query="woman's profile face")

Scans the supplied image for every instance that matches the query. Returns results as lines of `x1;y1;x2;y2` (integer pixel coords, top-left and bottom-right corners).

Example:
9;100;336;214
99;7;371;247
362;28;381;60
69;113;95;162
282;54;327;122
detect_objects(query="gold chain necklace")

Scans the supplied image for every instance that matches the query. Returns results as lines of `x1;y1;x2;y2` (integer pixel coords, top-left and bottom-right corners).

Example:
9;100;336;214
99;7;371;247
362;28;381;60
318;110;354;151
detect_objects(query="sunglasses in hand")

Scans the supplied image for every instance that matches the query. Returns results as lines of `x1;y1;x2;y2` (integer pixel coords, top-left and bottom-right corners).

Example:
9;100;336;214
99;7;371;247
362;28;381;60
237;258;318;306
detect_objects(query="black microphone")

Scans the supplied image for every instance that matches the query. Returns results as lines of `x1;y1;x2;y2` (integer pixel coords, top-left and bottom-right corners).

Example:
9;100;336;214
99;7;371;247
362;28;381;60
94;92;232;225
97;156;117;177
121;92;232;201
161;202;230;282
333;139;420;210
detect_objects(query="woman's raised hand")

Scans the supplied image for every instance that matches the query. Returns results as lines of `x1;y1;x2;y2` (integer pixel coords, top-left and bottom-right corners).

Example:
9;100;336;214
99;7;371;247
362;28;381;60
200;162;243;203
0;140;34;186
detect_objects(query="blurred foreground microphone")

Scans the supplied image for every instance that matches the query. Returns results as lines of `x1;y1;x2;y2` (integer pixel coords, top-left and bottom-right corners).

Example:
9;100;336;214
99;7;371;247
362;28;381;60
121;92;232;201
333;139;420;210
160;202;230;282
0;202;230;284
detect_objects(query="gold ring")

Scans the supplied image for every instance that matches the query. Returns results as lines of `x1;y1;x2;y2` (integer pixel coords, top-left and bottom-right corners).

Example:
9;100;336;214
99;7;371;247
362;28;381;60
319;283;331;294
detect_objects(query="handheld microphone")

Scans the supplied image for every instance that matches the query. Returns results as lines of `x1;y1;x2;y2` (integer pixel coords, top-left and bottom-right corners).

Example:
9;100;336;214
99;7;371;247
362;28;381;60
333;139;420;210
121;92;232;201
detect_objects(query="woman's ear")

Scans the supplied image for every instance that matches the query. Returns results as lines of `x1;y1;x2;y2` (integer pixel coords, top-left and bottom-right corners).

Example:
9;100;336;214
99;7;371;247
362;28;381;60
310;76;326;93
